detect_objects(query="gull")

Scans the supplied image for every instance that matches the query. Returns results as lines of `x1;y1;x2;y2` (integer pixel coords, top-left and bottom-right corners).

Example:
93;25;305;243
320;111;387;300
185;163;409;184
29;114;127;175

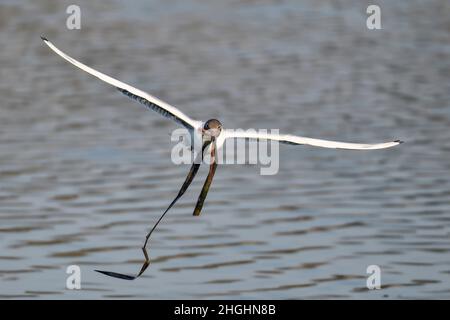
41;37;402;280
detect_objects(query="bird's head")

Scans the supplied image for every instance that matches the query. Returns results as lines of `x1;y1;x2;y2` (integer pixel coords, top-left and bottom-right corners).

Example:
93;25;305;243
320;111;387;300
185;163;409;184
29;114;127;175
202;119;222;140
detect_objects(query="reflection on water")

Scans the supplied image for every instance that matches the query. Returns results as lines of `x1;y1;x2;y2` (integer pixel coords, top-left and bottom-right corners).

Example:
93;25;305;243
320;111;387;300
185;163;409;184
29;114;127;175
1;0;450;299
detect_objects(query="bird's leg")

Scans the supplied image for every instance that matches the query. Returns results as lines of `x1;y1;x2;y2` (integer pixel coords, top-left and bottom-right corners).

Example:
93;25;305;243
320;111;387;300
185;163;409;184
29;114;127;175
95;141;212;280
193;139;218;216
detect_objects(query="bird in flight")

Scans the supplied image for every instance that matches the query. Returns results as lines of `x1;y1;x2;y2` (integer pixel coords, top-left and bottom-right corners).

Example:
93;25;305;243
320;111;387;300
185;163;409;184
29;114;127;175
41;37;402;280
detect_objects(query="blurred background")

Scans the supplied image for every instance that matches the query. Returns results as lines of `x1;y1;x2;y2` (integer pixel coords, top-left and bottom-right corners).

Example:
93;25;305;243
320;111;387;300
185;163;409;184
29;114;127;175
0;0;449;299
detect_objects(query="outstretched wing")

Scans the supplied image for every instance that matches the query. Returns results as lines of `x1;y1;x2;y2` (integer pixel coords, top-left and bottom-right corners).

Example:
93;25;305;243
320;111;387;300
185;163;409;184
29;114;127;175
223;130;402;150
41;37;203;130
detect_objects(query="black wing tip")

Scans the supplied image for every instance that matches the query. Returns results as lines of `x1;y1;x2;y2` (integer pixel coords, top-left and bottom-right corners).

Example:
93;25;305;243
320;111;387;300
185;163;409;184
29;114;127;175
394;140;404;144
40;35;49;42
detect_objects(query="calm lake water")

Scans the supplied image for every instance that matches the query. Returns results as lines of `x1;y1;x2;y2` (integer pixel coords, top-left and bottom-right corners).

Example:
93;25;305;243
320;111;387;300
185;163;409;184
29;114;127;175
1;0;449;299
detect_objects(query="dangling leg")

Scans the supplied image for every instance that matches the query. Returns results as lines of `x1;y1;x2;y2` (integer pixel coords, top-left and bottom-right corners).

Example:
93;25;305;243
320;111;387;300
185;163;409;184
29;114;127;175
96;141;211;280
193;140;218;216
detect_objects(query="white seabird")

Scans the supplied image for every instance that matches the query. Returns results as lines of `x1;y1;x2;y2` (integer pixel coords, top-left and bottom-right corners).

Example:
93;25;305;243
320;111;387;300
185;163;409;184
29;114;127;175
42;37;402;280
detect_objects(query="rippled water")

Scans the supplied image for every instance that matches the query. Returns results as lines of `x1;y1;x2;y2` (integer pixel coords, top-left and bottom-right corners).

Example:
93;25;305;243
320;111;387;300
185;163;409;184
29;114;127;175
1;0;450;299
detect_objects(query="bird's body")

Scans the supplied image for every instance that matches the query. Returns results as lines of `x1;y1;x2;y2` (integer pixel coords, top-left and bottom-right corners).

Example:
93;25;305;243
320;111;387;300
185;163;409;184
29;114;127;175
41;37;402;280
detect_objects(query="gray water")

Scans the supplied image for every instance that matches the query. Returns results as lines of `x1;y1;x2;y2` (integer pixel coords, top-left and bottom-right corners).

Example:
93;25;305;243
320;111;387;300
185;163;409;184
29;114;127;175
1;0;450;299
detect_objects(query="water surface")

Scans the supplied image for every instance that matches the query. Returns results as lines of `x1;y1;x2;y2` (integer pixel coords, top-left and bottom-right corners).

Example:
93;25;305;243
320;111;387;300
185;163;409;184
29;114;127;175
0;0;449;299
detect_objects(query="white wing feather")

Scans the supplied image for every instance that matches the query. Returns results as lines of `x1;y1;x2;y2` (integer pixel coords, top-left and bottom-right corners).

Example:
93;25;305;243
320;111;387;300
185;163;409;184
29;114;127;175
224;130;402;150
41;37;202;130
